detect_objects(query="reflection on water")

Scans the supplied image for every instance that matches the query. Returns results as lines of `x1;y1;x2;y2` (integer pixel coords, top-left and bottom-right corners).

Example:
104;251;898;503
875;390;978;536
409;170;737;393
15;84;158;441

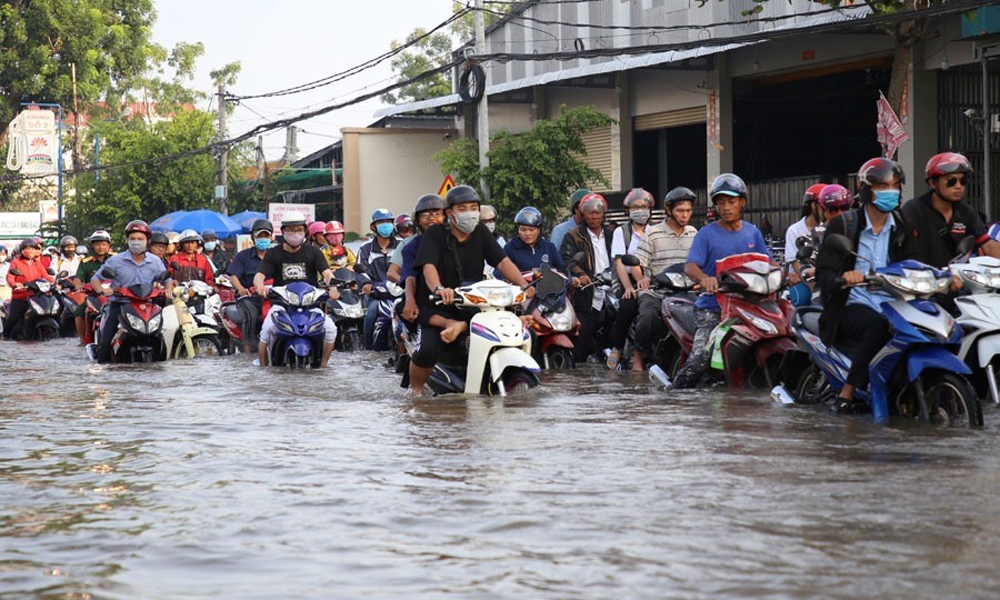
2;339;1000;598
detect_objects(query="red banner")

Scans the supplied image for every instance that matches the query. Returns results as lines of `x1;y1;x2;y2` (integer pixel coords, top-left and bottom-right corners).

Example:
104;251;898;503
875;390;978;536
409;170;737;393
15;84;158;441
876;91;909;160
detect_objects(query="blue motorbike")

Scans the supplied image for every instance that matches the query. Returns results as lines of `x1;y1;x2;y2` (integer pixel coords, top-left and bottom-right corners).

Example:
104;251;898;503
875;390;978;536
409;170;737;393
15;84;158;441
777;234;982;426
265;281;330;369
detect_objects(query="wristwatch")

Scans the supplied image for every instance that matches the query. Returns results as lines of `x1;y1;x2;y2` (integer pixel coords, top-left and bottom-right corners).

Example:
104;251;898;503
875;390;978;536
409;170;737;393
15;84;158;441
434;285;445;292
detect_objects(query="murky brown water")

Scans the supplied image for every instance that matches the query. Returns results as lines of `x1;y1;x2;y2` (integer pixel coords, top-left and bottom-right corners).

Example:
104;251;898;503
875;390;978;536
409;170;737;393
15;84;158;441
3;339;1000;599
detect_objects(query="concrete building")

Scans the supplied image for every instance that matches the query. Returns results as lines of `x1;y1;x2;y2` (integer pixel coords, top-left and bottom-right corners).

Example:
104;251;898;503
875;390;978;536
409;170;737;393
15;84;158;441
376;0;1000;233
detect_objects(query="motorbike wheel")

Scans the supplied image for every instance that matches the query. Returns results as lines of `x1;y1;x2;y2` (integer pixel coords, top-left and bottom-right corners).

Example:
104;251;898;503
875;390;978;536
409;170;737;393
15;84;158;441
546;347;575;370
191;335;223;358
925;372;982;427
341;330;363;353
494;368;538;395
37;327;59;342
794;366;831;405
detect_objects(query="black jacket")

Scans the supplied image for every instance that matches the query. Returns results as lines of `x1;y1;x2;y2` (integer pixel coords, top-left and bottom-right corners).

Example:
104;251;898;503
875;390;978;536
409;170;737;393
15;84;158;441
560;223;615;313
815;207;916;345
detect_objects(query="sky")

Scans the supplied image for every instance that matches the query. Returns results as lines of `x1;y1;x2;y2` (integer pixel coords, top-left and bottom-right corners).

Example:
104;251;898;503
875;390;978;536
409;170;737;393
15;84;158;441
152;0;457;160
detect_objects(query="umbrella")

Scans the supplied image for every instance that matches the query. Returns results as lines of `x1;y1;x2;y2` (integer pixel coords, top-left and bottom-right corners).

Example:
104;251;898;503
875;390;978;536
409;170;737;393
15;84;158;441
150;210;190;233
168;209;243;238
230;210;267;233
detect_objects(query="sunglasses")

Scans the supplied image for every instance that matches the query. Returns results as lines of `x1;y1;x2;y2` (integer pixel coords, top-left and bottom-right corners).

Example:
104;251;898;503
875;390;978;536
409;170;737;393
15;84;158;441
945;176;967;188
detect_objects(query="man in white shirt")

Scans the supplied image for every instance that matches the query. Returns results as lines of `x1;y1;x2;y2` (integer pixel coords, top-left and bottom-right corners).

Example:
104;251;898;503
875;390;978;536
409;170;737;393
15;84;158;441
559;193;614;363
51;235;82;277
784;183;826;284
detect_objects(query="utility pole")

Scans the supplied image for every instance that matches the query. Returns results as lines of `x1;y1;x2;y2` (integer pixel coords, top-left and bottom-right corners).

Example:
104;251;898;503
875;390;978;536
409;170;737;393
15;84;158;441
474;0;491;200
982;46;993;221
216;84;229;215
71;63;82;174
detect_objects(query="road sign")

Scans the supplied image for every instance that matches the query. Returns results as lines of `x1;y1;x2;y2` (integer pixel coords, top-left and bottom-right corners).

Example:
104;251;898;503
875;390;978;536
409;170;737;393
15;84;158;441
438;175;456;197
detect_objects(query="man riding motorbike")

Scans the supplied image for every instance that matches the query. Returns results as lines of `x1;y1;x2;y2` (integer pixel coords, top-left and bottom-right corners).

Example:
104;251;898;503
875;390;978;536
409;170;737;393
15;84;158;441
408;185;534;395
226;218;273;353
73;230;115;344
671;174;771;389
358;208;399;349
169;230;215;285
51;235;82;277
252;211;338;368
551;189;592;251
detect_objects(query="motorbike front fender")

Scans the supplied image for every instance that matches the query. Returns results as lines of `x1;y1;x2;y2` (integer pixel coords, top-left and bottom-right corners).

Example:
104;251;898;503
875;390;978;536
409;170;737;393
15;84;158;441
288;337;314;357
488;347;541;383
540;333;574;351
972;333;1000;369
906;346;971;381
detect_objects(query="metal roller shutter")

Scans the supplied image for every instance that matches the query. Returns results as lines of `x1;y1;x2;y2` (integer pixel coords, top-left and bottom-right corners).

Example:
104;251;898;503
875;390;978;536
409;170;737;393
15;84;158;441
576;126;613;192
633;106;706;132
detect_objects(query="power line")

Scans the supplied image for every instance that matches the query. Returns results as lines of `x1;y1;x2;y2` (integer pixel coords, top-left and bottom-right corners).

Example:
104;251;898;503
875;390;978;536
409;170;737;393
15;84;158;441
229;7;470;101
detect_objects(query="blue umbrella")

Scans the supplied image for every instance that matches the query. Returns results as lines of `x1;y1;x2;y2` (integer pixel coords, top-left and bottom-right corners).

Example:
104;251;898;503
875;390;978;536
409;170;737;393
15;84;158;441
150;210;190;233
230;210;267;233
169;209;243;238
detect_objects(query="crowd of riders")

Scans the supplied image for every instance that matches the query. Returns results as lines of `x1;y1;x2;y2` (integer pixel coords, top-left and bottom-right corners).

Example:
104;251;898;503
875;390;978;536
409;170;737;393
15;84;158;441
1;150;996;408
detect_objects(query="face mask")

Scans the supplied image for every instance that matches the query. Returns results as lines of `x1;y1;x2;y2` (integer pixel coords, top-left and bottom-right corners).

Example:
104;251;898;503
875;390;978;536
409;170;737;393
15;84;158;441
255;238;271;251
284;232;306;248
872;189;901;212
327;234;343;246
630;209;651;225
453;211;480;234
204;241;217;251
484;221;496;233
376;223;394;238
128;240;147;255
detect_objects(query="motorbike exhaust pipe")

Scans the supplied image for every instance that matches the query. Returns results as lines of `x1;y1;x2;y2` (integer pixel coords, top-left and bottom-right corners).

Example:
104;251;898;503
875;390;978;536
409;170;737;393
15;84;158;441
649;364;672;389
770;385;796;405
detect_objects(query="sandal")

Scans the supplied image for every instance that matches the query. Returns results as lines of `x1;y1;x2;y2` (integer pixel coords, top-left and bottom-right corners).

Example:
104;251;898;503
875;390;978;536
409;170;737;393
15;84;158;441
606;348;621;370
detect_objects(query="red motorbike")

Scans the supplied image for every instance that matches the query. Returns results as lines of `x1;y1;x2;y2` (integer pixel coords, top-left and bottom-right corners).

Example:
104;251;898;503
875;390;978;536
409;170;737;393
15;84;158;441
89;269;170;363
522;264;579;370
655;254;796;389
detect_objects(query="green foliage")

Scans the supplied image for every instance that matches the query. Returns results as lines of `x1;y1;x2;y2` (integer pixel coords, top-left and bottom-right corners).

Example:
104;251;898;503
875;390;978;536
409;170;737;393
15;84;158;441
434;105;616;235
0;0;157;141
381;29;454;105
67;110;218;242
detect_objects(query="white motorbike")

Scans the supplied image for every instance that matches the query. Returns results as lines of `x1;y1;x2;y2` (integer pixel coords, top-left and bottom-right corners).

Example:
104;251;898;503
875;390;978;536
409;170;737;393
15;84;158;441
419;279;541;396
166;280;223;358
951;255;1000;405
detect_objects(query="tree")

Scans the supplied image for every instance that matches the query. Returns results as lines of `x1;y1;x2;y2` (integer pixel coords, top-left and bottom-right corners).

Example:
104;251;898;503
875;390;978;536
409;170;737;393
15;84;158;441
434;106;616;233
0;0;157;145
381;28;454;105
703;0;935;116
66;109;218;241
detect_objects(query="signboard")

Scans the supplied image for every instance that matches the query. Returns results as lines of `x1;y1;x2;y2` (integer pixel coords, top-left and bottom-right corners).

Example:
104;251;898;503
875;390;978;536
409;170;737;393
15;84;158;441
0;212;41;238
876;91;909;160
5;108;59;175
438;174;456;197
267;203;316;230
39;200;58;224
235;234;253;253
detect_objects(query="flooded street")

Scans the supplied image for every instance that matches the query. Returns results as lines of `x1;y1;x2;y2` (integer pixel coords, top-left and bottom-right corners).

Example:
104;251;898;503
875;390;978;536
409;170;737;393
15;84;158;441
3;339;1000;599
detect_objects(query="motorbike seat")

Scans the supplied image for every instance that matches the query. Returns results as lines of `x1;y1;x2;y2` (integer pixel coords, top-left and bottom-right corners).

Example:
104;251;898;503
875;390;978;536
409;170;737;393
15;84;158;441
670;301;697;334
798;309;822;335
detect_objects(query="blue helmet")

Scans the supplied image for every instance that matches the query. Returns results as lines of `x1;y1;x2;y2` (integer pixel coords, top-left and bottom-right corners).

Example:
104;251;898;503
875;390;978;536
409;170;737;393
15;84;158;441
371;208;394;223
514;206;544;228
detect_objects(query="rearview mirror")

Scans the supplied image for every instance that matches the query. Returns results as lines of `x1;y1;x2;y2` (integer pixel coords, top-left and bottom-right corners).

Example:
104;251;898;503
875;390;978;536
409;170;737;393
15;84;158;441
822;233;855;256
156;270;171;282
955;236;976;258
47;268;56;276
57;270;69;279
620;254;640;267
353;262;368;275
796;245;814;262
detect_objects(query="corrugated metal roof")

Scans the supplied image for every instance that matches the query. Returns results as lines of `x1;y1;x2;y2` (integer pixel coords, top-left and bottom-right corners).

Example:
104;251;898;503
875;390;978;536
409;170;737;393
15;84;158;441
373;5;871;119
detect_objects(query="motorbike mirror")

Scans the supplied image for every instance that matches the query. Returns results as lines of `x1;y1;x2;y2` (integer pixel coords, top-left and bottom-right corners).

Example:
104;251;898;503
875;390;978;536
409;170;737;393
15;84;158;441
101;267;117;279
794;236;810;250
334;267;355;282
57;270;70;279
353;262;368;275
155;270;171;282
953;236;976;261
620;254;640;267
795;245;814;262
169;261;181;271
8;268;22;276
47;267;57;276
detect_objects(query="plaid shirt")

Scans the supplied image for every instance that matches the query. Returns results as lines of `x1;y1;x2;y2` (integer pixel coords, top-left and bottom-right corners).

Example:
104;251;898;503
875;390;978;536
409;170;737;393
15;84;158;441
636;220;697;297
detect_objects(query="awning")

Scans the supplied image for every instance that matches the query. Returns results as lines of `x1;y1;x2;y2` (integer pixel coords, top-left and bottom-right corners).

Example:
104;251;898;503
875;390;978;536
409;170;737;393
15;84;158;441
374;5;871;119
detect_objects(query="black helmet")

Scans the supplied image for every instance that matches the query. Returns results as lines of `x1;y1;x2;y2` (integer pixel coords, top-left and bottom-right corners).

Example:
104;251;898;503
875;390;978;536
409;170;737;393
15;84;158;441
414;193;446;215
857;157;906;203
709;174;748;203
59;235;78;248
445;184;481;207
514;206;544;228
664;187;697;208
150;232;169;246
251;219;274;235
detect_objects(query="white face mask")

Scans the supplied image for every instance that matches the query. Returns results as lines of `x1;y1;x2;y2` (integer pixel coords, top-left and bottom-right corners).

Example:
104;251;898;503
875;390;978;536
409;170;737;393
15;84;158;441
284;232;306;248
629;209;651;225
453;211;480;234
484;221;496;233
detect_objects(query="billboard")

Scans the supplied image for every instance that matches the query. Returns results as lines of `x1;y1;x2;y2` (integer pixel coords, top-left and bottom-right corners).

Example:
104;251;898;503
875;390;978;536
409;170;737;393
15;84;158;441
0;212;41;238
267;203;316;230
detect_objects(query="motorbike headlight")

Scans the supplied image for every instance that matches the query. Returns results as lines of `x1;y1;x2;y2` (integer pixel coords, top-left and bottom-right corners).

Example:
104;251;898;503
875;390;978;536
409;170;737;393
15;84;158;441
965;268;1000;290
550;313;573;332
305;317;325;333
148;313;162;333
347;305;364;318
486;288;514;307
332;306;347;317
126;312;147;333
735;306;778;335
886;270;950;295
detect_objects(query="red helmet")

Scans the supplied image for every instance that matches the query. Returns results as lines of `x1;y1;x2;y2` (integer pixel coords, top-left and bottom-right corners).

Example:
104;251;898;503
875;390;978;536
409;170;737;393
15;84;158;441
925;152;973;180
803;183;827;206
818;184;852;210
124;220;152;239
579;192;608;213
324;220;345;234
308;221;326;237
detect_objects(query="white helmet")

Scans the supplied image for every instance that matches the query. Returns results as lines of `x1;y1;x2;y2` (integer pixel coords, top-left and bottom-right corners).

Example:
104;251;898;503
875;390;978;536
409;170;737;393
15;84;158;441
178;229;202;245
281;210;308;229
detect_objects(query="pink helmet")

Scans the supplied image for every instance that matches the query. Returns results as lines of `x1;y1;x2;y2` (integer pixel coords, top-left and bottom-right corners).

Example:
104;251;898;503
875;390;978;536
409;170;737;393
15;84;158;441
818;184;853;211
308;221;326;237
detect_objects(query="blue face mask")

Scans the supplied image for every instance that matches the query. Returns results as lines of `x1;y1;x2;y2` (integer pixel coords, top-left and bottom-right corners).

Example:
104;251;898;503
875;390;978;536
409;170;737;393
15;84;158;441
203;241;217;251
872;189;901;212
255;238;271;251
376;223;394;238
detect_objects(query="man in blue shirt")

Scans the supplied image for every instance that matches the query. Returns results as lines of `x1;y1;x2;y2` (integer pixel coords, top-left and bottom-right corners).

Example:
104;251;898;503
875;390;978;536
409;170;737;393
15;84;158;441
671;174;771;389
91;220;172;363
225;218;273;353
550;188;591;251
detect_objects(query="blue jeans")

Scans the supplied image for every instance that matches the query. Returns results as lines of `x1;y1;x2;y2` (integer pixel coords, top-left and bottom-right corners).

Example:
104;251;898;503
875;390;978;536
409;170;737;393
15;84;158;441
363;300;379;350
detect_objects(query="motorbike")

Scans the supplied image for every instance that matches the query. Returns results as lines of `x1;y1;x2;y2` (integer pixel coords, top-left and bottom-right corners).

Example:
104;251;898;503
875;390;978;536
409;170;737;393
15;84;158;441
5;268;63;341
523;264;579;369
326;267;365;352
649;263;700;384
779;234;981;426
89;268;171;363
166;280;223;358
414;279;541;396
54;274;81;337
947;253;1000;406
264;281;330;369
353;262;403;352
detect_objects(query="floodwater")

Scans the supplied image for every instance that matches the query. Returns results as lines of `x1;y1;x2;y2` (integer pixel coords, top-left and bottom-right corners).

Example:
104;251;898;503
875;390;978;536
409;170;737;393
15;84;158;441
3;339;1000;599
